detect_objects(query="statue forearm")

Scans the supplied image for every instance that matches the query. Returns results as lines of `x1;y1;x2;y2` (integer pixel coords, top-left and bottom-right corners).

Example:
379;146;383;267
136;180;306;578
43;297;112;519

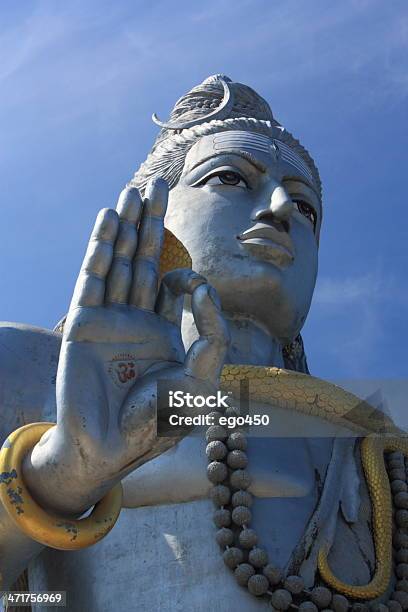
21;416;179;517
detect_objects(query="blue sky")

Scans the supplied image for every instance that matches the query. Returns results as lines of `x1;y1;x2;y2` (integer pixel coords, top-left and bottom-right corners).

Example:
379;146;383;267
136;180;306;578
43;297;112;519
0;0;407;382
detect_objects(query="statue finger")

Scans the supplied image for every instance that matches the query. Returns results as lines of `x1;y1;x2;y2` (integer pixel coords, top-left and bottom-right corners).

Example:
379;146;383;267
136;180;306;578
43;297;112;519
105;187;143;304
184;284;230;386
70;208;119;309
155;269;207;326
129;178;168;310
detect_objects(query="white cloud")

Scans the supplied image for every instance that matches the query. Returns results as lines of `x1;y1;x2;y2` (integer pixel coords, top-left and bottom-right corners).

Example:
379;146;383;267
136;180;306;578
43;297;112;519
306;267;407;377
314;273;384;306
314;269;408;309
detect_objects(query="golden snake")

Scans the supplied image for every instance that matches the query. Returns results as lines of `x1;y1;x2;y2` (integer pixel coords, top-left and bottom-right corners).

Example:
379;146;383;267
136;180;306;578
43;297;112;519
219;365;406;600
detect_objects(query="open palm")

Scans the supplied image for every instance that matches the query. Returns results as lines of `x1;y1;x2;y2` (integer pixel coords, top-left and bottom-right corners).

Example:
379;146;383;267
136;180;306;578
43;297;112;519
28;179;229;514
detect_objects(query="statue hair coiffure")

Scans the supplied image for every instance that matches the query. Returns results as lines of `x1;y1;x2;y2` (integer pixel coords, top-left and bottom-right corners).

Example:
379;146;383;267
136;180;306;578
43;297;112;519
130;75;321;201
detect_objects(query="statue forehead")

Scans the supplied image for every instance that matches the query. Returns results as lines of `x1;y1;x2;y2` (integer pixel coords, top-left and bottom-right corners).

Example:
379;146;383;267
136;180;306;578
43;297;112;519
183;131;316;189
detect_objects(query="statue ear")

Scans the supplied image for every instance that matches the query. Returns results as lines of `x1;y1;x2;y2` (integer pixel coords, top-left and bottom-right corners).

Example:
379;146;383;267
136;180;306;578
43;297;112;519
159;228;192;279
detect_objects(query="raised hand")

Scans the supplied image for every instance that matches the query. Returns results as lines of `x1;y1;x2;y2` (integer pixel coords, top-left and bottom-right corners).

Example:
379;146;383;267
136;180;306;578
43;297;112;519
23;179;229;514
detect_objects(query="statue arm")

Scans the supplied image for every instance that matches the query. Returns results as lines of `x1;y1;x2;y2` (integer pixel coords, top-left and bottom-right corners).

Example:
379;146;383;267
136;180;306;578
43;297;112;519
0;181;228;580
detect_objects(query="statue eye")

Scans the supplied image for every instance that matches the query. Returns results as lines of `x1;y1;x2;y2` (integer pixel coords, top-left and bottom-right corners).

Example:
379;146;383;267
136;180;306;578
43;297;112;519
201;171;248;188
293;199;317;230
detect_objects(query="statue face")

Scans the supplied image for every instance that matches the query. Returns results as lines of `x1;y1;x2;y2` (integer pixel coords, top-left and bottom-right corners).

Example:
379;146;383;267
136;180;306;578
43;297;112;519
165;131;322;344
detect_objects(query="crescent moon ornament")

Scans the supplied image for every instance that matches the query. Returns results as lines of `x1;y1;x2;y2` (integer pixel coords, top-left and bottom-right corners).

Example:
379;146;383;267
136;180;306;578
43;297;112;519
152;77;234;130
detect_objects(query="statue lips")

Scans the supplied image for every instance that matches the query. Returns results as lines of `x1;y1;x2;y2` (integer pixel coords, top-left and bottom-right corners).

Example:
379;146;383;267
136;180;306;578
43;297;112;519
237;222;295;267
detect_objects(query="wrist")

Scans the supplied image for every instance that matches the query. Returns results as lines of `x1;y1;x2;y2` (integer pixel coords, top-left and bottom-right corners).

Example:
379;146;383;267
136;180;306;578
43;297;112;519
1;423;122;551
22;426;107;516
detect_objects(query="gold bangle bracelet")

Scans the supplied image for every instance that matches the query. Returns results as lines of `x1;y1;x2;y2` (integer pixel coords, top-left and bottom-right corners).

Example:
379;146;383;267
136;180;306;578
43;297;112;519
0;422;122;551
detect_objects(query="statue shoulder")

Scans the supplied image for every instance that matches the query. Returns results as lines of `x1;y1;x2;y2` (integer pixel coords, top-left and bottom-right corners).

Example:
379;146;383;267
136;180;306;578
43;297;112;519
0;322;61;441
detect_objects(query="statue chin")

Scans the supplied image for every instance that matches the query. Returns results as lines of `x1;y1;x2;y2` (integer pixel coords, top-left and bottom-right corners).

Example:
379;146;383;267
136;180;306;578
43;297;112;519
202;265;312;345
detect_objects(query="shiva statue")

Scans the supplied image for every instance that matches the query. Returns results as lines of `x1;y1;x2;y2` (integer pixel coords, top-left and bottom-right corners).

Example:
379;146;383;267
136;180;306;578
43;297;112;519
1;75;408;612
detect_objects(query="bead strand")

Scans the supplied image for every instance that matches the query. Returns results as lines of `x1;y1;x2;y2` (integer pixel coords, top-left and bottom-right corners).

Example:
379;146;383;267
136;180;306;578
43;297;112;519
205;411;408;610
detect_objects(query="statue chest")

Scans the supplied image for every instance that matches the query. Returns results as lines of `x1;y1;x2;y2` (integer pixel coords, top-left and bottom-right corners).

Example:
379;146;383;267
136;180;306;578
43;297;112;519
121;406;335;509
27;496;320;612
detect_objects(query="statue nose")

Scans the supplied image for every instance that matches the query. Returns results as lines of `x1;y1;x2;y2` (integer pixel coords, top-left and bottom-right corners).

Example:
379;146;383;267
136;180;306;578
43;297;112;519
253;185;293;227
